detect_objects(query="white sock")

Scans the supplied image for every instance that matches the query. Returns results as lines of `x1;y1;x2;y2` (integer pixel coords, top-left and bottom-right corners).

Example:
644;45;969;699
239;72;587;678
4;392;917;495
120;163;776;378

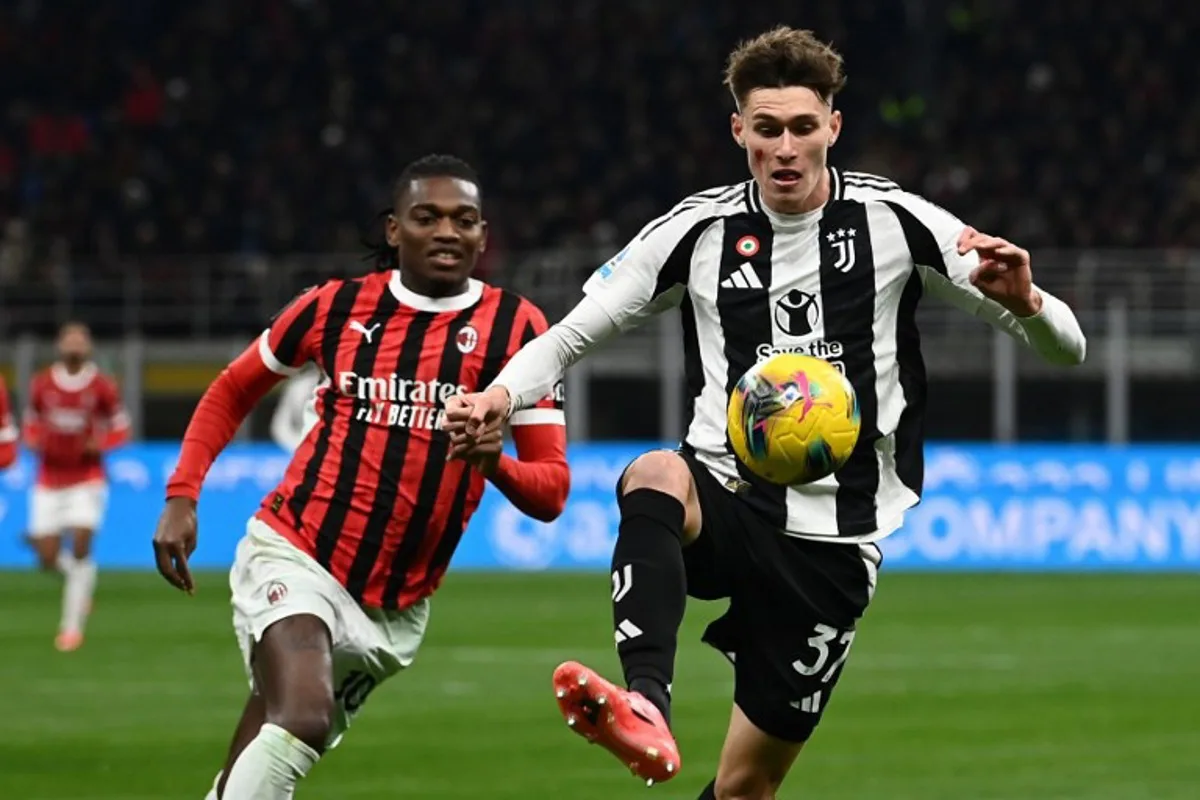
204;770;223;800
60;557;97;635
221;723;320;799
56;550;76;574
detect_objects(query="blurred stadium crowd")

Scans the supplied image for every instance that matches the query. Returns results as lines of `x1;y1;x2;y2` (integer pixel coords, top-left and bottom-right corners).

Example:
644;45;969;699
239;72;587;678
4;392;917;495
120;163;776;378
0;0;1196;298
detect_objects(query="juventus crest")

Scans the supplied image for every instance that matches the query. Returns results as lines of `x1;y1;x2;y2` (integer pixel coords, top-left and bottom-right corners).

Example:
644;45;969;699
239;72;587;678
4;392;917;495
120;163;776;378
826;228;857;273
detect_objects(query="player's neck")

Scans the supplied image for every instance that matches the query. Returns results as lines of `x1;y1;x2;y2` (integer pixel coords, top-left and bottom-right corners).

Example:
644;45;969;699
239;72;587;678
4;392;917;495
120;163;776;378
58;360;89;375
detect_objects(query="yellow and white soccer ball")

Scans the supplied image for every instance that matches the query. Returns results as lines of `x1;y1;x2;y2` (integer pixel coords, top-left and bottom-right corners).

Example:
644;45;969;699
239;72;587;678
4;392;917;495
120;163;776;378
727;353;862;486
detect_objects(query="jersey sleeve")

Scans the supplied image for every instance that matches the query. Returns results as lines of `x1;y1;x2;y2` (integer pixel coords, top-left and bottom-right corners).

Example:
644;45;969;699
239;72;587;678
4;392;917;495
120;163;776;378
882;191;1087;365
506;302;566;427
880;191;989;311
258;284;324;376
580;202;714;332
0;377;16;444
97;375;131;434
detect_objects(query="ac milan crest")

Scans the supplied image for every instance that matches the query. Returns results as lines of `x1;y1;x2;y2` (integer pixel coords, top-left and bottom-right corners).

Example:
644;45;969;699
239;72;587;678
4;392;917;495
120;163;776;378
266;581;288;605
455;325;479;354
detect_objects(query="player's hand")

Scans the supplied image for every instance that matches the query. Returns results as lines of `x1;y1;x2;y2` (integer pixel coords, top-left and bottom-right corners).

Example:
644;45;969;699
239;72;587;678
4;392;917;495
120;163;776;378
82;437;101;457
957;226;1042;317
453;425;505;476
444;386;510;445
152;496;198;594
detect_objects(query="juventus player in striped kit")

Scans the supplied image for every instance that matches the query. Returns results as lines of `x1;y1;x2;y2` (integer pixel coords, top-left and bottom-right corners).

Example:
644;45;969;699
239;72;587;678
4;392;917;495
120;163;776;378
151;156;570;799
447;27;1086;798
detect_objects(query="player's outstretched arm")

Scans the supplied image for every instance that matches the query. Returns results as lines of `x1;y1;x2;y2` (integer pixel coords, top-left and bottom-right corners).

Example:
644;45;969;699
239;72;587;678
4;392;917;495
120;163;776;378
445;294;620;442
153;343;286;593
448;200;707;441
885;192;1085;366
155;283;323;592
950;225;1086;365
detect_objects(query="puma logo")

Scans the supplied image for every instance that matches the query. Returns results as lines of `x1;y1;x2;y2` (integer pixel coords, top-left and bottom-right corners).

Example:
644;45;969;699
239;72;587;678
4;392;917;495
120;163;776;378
349;320;381;343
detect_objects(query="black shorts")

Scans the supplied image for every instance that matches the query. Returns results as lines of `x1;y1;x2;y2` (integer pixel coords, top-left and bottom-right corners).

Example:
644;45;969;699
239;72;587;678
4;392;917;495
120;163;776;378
679;450;882;743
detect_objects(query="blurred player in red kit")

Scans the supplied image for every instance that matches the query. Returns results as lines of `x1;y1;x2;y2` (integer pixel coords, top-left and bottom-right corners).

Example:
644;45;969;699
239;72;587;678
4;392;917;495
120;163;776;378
151;155;570;800
0;374;17;469
23;322;131;651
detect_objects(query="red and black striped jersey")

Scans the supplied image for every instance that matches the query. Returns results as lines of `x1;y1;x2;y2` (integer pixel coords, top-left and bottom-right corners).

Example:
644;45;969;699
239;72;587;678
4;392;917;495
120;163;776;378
255;270;564;609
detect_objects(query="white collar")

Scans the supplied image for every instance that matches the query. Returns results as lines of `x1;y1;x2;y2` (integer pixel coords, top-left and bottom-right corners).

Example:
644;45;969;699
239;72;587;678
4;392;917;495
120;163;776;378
388;271;483;312
754;183;825;229
51;362;98;392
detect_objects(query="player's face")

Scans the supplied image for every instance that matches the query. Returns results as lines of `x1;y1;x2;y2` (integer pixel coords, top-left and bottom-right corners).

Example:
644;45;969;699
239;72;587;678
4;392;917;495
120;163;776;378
387;177;488;296
57;326;92;368
731;86;842;215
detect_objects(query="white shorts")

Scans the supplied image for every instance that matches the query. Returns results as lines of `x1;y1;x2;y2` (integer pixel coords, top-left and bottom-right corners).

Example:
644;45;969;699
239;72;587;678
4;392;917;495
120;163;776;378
230;518;431;749
28;480;108;537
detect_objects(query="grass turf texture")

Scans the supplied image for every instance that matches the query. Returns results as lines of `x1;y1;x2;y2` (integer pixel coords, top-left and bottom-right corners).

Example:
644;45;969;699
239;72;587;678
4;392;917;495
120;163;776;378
0;571;1195;799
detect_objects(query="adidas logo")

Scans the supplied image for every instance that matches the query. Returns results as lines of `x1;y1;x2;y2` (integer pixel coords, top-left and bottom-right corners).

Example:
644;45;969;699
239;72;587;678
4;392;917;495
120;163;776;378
789;691;823;713
720;262;763;290
614;619;643;644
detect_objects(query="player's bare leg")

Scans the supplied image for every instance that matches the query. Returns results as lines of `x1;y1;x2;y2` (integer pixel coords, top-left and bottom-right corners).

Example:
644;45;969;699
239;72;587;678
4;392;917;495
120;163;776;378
220;614;330;799
27;532;83;651
553;450;700;783
28;532;64;573
54;527;98;651
206;692;266;799
692;705;804;799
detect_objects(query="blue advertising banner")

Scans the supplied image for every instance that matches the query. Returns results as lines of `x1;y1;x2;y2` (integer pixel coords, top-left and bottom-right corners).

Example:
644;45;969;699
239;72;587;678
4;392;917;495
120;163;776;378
1;442;1198;571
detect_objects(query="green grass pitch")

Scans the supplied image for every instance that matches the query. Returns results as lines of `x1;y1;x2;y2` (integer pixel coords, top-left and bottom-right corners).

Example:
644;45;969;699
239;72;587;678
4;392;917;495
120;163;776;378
1;570;1196;798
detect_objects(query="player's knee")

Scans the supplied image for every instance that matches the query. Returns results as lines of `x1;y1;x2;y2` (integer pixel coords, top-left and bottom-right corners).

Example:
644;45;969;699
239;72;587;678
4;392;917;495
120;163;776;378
620;450;691;502
270;700;334;753
31;542;59;571
713;769;782;800
72;532;93;560
256;616;337;752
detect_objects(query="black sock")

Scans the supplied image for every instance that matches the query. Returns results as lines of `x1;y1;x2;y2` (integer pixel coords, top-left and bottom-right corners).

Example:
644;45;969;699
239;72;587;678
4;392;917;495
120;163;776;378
696;779;717;799
611;488;687;726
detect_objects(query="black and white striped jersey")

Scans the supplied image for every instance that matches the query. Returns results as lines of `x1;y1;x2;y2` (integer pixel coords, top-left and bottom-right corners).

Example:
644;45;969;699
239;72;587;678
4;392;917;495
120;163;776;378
575;166;1085;542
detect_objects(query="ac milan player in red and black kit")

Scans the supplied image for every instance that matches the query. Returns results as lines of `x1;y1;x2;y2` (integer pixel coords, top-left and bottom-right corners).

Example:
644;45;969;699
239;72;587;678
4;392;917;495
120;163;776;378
151;155;570;800
0;374;16;470
24;322;131;652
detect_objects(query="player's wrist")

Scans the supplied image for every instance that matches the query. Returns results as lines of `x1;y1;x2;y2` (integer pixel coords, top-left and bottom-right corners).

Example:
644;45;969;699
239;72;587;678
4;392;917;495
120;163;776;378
487;385;514;418
165;493;198;508
1006;289;1043;318
477;451;505;478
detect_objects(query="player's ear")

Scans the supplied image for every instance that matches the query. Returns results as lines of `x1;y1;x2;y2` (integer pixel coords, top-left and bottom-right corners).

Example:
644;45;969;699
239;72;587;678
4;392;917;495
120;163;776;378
384;213;401;247
828;109;842;147
730;112;745;148
477;220;488;255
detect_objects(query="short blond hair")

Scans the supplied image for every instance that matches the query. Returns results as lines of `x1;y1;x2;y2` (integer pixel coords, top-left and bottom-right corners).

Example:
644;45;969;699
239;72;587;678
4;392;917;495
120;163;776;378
723;26;847;108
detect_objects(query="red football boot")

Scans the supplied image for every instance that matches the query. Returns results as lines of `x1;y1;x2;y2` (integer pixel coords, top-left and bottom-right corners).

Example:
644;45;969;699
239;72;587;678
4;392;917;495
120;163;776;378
552;661;681;785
